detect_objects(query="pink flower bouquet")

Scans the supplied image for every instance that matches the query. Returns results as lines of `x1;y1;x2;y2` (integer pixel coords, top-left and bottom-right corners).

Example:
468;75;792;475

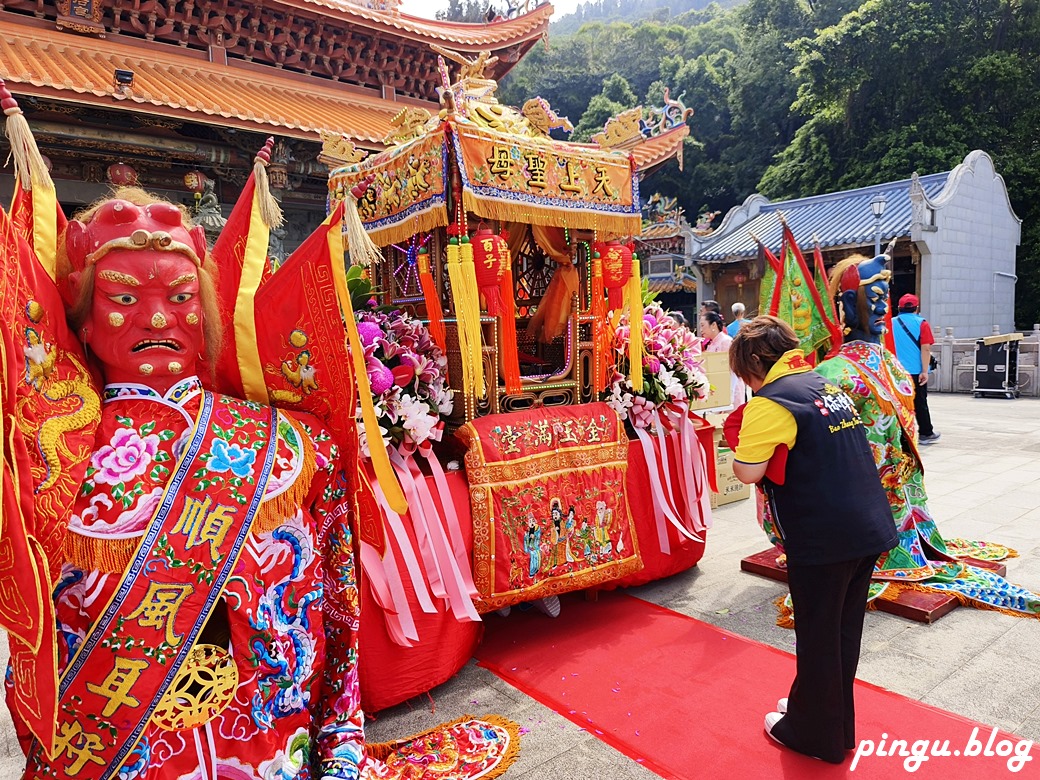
354;308;453;457
605;303;709;429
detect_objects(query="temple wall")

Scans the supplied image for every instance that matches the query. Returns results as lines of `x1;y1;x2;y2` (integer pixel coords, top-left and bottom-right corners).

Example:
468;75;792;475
916;151;1020;338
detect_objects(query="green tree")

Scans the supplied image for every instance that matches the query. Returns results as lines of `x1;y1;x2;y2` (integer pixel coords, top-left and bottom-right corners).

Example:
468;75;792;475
571;73;639;141
436;0;488;22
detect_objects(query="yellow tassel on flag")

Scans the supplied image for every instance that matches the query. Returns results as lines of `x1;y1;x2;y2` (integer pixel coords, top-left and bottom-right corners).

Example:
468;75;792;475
344;173;384;271
591;251;608;394
327;203;407;515
445;238;473;398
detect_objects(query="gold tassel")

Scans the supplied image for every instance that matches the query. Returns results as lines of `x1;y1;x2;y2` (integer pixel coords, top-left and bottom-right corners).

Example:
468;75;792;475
254;420;317;534
627;254;643;392
459;238;485;397
366;208;448;250
461;189;639;236
774;594;795;629
591;252;608;394
64;533;140;576
343;174;384;271
445;239;473;398
2;86;54;194
2;82;58;279
252;153;284;230
887;580;1040;621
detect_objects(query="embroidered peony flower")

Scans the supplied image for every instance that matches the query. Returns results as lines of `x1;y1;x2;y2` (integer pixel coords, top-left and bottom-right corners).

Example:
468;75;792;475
91;427;160;485
208;439;257;478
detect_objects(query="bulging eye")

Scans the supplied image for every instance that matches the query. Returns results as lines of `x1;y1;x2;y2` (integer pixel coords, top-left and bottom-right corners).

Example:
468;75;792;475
169;292;193;304
108;293;138;306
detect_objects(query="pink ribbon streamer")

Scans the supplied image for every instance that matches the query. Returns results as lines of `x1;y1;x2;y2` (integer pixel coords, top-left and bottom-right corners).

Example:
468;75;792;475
686;411;714;531
401;455;480;622
664;406;712;533
653;410;685;530
371;471;436;615
360;541;417;647
389;452;447;600
421;449;479;598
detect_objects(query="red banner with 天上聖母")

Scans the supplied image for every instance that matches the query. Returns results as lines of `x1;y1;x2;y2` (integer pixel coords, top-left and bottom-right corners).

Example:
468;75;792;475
457;403;642;612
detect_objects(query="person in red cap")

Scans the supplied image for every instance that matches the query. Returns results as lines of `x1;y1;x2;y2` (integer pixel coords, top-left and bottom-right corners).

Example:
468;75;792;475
892;293;940;444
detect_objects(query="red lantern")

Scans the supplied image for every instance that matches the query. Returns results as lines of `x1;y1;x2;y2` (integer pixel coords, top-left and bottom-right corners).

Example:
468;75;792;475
183;170;208;194
107;162;138;186
593;239;632;310
470;224;510;315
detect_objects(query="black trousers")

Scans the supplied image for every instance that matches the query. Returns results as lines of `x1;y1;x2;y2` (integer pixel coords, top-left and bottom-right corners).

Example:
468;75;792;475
913;374;934;437
770;554;878;763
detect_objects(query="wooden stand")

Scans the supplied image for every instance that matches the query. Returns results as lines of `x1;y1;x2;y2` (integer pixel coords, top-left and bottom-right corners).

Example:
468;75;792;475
741;547;1008;624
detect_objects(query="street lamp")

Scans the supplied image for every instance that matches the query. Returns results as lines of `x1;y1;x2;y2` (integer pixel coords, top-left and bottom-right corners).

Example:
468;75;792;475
870;193;887;256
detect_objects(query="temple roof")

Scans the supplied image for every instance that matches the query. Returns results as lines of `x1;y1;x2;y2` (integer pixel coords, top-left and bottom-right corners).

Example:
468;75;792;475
0;0;551;102
696;172;951;262
0;23;404;144
630;125;689;174
289;0;553;48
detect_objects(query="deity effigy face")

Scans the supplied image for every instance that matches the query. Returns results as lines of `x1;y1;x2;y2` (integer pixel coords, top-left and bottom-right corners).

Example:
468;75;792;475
84;250;204;389
838;254;891;342
864;278;890;336
857;255;891;338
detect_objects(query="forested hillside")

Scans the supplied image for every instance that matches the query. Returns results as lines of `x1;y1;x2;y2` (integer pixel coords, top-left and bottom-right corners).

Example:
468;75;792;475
499;0;1040;328
550;0;738;34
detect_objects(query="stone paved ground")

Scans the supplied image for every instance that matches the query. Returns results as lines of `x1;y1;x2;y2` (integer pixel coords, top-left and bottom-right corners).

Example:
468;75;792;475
0;392;1037;778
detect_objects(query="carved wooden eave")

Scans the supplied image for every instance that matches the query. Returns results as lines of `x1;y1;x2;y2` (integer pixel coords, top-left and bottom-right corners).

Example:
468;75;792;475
0;0;551;103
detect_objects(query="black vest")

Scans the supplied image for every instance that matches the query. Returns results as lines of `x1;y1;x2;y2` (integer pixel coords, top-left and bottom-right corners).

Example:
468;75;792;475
755;371;898;565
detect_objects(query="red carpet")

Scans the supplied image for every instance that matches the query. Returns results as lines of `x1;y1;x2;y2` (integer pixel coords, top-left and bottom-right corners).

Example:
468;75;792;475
475;592;1040;779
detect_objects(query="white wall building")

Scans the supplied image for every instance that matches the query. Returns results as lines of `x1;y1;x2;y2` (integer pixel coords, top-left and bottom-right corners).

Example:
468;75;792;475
911;151;1020;336
693;150;1021;339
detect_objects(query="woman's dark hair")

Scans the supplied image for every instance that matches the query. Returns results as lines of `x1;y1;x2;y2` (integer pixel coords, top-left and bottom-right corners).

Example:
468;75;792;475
729;315;799;382
701;311;725;331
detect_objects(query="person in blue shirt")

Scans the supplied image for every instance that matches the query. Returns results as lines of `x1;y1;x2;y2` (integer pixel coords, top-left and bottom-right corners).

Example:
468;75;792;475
726;302;751;337
892;293;940;443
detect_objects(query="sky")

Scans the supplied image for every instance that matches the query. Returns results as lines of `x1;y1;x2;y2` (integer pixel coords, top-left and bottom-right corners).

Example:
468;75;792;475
397;0;582;20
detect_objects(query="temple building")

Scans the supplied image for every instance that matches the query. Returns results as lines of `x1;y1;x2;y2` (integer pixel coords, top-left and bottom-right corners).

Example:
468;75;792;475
691;150;1020;338
0;0;551;256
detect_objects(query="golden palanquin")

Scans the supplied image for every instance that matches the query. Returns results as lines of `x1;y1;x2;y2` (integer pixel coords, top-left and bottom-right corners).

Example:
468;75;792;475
327;88;653;425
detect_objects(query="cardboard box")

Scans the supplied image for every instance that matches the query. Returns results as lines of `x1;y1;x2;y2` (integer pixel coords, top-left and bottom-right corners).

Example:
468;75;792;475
688;351;734;413
711;446;751;508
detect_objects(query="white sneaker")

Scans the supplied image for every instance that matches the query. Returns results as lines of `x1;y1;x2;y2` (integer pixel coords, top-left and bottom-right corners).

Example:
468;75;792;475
533;595;561;618
764;712;784;744
777;697;788;714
